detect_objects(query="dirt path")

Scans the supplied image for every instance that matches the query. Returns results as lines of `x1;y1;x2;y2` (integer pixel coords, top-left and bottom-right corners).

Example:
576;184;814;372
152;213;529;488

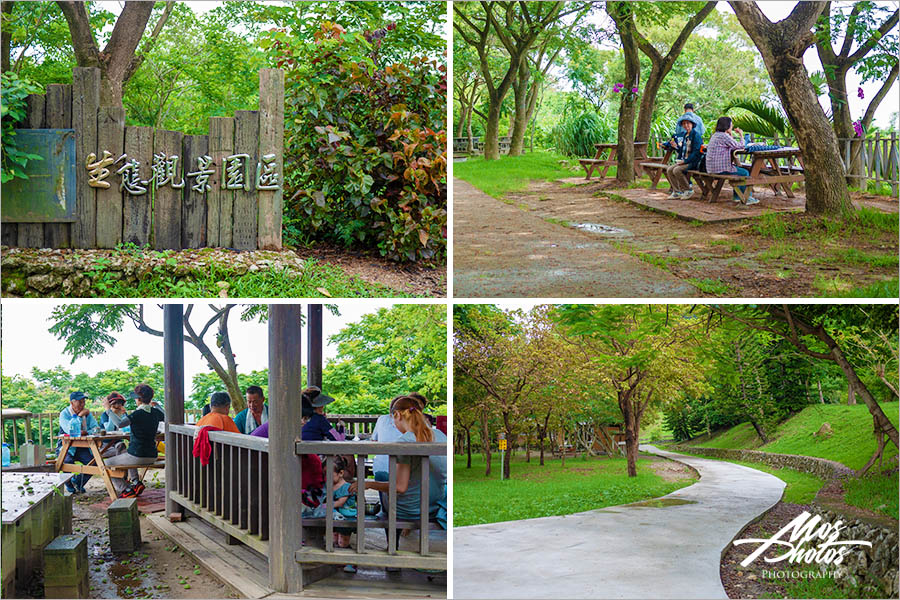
452;179;698;298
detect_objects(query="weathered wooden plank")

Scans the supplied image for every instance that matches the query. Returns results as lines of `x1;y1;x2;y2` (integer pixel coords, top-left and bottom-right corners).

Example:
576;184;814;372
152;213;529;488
25;93;45;128
257;69;284;250
95;106;125;248
249;449;259;535
296;441;446;456
181;134;209;248
18;94;47;247
122;127;153;246
152;129;184;250
43;84;73;248
72;67;100;248
232;110;258;250
259;452;269;541
207;117;234;247
293;548;446;570
1;225;18;247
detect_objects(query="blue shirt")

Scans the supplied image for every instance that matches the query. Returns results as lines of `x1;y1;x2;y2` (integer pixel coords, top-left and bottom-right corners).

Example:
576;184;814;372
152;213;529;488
302;413;340;441
371;413;403;474
58;406;100;456
334;481;357;518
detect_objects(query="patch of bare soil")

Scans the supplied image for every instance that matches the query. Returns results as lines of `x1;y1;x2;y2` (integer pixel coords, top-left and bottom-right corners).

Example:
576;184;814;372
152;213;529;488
16;476;237;599
644;455;699;483
295;241;446;297
721;501;816;599
507;179;897;297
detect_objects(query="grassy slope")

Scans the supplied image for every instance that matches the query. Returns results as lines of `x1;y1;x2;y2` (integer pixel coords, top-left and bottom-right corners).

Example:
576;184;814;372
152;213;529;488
454;454;695;527
453;151;579;199
684;402;899;470
682;402;899;519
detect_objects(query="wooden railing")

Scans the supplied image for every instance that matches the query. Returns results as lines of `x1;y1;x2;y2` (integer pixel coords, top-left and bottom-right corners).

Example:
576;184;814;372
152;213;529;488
293;440;447;571
168;424;269;554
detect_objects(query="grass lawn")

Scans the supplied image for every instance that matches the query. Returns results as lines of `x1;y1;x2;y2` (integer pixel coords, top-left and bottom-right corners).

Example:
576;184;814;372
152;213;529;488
681;402;899;519
454;453;695;527
454;151;579;199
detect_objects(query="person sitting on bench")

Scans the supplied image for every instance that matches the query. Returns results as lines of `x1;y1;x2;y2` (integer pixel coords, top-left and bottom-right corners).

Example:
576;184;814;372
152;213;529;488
663;102;705;151
664;118;703;200
103;383;165;498
58;391;100;494
706;116;758;205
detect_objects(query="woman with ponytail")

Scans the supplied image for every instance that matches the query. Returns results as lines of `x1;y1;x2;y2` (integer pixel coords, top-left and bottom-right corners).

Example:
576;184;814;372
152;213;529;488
363;396;440;522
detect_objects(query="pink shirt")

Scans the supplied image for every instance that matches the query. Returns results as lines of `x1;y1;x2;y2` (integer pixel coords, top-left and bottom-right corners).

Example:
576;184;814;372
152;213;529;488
706;132;745;174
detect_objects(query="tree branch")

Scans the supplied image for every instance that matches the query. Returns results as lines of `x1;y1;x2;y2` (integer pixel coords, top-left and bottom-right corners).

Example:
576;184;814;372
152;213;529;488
123;0;175;83
862;60;898;130
847;8;897;64
56;1;100;68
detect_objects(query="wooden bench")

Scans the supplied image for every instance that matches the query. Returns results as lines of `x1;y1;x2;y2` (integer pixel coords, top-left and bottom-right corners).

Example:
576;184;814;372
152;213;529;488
105;458;165;480
579;158;605;179
687;171;751;203
303;518;442;531
639;162;672;189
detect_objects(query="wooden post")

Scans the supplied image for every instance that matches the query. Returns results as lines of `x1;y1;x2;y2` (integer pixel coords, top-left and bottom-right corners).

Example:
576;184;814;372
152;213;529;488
72;67;100;248
16;94;46;248
307;304;323;389
257;69;284;250
153;129;184;250
268;304;304;593
181;134;209;248
232;110;259;250
44;84;73;248
164;304;185;519
208;117;234;247
95;107;125;248
122;127;153;246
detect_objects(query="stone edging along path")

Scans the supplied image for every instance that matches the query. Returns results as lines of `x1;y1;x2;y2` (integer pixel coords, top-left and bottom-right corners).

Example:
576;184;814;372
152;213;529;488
453;445;785;600
667;444;855;480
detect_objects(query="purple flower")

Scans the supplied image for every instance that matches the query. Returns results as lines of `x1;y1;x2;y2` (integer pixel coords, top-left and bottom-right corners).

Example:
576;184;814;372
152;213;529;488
631;87;638;94
857;87;864;99
852;120;864;137
612;83;624;93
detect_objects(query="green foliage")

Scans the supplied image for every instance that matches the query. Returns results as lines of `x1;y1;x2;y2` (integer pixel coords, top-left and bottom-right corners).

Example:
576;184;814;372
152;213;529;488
264;21;447;262
190;370;272;409
454;454;696;526
550;111;615;157
1;72;44;183
843;471;899;519
724;98;793;139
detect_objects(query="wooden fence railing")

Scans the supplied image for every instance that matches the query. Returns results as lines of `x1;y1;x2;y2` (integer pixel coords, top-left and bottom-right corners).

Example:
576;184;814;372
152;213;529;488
1;67;283;251
294;440;447;571
168;424;270;554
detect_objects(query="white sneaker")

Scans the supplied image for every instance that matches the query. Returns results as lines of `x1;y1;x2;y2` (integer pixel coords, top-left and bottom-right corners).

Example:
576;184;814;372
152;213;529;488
680;188;695;200
667;191;680;199
745;196;759;205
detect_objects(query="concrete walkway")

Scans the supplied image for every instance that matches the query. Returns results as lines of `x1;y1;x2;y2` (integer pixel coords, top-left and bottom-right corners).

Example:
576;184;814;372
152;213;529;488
453;445;785;599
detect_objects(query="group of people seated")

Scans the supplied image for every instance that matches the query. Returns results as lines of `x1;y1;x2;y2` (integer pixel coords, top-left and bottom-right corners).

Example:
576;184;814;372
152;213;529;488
193;385;448;572
661;102;769;205
58;384;164;497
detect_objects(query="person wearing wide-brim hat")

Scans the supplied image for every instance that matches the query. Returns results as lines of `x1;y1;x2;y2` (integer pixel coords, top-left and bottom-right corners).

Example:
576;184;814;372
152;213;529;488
301;386;344;441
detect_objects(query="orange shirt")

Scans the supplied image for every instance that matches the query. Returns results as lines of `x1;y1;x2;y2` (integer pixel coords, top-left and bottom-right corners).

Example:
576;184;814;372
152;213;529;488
196;412;239;433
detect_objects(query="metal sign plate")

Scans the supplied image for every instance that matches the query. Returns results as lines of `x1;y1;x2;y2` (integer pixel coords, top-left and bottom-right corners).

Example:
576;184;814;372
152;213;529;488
1;129;77;223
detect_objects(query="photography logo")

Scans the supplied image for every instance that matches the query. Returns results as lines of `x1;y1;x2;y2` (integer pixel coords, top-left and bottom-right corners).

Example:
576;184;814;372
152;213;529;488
732;511;872;580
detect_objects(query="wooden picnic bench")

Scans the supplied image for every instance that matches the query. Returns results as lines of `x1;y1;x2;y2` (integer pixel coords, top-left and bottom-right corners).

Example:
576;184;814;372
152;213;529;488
639;147;675;189
54;433;165;500
580;142;650;180
689;147;806;203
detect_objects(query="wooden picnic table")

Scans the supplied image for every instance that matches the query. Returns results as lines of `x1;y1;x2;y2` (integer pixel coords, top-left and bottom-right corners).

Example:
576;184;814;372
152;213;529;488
54;432;165;500
640;146;676;189
691;147;805;203
581;142;650;180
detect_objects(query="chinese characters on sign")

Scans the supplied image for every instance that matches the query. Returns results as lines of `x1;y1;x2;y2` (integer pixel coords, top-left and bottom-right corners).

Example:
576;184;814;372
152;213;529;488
85;152;281;195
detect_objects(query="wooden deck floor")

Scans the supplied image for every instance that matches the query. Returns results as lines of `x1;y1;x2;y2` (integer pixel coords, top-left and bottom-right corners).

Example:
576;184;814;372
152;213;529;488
147;513;446;599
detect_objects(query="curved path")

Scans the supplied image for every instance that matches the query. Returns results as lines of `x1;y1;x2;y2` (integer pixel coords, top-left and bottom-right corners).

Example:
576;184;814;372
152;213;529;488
453;445;785;599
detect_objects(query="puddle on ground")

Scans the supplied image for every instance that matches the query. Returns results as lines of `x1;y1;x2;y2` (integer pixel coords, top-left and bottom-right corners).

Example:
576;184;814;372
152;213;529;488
626;498;698;508
573;222;633;236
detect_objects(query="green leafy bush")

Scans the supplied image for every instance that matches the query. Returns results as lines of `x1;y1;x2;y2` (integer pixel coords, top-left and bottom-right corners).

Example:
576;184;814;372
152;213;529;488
1;72;44;183
550;111;614;157
263;22;447;262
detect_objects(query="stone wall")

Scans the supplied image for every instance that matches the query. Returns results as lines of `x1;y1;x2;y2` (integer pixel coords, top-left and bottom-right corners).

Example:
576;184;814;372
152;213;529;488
811;507;899;598
1;247;307;297
673;444;898;597
669;444;855;480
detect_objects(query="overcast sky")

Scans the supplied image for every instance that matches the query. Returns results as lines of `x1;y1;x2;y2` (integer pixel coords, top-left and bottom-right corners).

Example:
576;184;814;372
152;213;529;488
0;301;428;385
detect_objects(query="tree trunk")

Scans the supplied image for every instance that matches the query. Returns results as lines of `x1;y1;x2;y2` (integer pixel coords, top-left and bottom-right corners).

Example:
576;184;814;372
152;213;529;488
483;101;503;160
509;61;530;156
466;427;472;468
619;390;638;477
731;1;852;216
480;408;492;477
525;431;531;462
501;412;514;480
466;104;476;153
817;378;825;403
635;62;664;143
609;3;640;185
847;381;856;405
1;1;12;74
748;417;770;444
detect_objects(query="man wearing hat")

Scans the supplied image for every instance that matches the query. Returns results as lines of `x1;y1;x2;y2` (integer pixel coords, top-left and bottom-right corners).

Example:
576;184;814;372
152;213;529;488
675;102;704;137
57;391;101;493
300;387;344;441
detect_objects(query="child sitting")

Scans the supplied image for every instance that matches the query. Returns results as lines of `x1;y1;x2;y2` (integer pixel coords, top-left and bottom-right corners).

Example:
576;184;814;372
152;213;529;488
301;455;358;557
